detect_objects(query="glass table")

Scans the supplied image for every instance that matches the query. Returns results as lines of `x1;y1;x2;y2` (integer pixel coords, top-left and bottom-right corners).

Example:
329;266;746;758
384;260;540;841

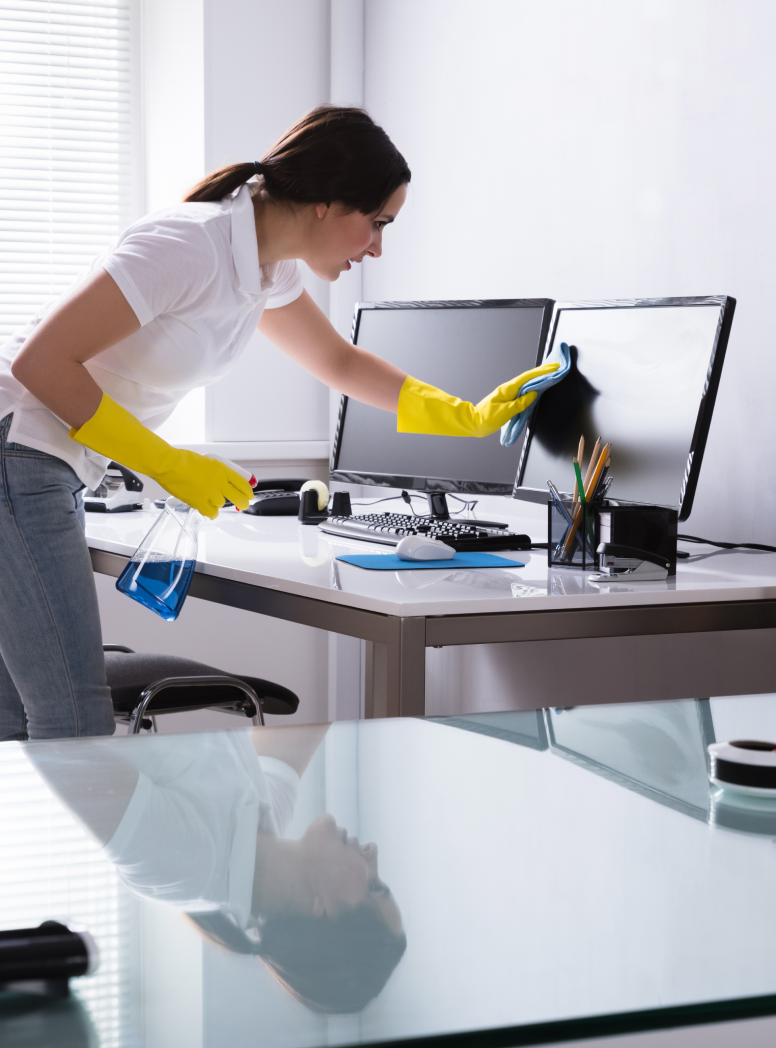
3;695;776;1047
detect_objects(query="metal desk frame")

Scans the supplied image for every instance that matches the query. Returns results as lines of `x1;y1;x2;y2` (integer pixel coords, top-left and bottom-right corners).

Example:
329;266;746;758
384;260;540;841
90;548;776;719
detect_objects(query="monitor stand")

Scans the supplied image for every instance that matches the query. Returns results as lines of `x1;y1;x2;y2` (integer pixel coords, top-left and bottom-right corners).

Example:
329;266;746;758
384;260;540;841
415;492;508;530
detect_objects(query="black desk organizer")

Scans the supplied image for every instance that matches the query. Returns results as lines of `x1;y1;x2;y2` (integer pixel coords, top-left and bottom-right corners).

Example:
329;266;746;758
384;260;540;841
548;496;678;575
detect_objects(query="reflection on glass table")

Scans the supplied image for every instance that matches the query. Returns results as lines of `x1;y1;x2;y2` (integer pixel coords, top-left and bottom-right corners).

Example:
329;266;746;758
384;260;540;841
4;696;776;1046
25;727;404;1019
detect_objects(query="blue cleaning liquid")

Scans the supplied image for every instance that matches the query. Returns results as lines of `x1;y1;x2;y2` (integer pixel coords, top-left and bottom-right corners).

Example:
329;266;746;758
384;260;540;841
116;554;196;621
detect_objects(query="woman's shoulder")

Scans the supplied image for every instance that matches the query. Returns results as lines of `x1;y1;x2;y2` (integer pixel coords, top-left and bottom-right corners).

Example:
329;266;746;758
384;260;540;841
118;200;231;245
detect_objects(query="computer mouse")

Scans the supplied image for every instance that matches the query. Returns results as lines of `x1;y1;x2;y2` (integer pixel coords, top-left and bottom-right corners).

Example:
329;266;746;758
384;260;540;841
395;535;456;561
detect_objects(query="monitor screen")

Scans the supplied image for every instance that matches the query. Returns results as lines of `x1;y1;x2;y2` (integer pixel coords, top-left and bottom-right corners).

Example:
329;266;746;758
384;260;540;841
331;301;553;495
514;298;734;517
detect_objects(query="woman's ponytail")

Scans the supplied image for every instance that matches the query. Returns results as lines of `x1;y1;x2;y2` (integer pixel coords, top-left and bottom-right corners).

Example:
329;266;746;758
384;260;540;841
183;105;410;214
183;162;257;204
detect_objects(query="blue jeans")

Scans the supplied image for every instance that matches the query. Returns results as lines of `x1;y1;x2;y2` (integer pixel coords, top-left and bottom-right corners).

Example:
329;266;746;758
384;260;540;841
0;414;115;739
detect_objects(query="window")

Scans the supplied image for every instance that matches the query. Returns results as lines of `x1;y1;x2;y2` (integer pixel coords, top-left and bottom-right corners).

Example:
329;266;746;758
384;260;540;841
0;0;137;339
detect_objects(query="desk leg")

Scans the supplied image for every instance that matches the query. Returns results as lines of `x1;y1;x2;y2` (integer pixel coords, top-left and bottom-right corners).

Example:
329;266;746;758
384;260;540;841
365;617;426;718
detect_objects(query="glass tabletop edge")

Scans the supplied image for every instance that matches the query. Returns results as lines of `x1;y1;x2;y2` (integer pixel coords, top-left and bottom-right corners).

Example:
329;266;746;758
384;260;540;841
354;992;776;1048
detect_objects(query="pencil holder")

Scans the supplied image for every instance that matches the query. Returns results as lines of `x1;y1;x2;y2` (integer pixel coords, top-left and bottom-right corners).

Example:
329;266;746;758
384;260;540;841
547;492;597;570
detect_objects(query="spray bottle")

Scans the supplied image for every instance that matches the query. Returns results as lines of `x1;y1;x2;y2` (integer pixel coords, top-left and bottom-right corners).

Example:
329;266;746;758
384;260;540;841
115;457;256;621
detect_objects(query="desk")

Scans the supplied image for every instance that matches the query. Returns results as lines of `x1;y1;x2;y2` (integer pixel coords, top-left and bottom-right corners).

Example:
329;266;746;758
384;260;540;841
4;696;776;1046
86;509;776;717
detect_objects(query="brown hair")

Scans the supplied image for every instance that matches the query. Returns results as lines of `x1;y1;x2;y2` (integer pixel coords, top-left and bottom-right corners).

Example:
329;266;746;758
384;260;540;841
187;906;407;1014
183;105;410;215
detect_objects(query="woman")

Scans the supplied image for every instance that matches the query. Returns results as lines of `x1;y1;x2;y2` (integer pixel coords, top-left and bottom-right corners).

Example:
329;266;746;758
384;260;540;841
28;723;407;1014
0;105;555;740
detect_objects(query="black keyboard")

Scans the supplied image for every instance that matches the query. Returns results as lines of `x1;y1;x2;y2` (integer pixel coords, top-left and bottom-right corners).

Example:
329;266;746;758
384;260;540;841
319;512;531;552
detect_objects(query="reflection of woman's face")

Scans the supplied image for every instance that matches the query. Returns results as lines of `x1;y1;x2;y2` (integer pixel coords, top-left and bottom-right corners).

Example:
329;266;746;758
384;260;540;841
302;815;403;934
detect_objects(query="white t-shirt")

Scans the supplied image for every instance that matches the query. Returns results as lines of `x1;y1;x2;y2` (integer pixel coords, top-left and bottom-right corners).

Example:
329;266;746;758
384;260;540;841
103;731;300;927
0;183;304;488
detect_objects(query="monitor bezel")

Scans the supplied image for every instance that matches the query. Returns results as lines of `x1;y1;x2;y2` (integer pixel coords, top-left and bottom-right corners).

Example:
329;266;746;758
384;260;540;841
330;298;555;496
512;295;736;521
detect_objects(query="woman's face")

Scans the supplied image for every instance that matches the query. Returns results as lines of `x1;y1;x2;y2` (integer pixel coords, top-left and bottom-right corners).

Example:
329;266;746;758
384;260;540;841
305;183;408;282
301;814;403;934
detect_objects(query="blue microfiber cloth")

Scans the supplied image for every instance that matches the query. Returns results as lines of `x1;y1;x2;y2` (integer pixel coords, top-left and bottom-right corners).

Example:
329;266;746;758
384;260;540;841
336;553;524;571
500;340;572;447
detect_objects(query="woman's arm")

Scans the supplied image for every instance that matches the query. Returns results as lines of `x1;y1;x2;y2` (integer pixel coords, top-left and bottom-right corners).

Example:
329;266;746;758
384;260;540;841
258;289;406;412
26;744;140;847
11;269;141;429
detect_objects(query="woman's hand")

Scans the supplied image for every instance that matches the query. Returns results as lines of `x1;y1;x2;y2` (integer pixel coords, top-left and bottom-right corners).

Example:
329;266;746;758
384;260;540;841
397;362;561;438
258;289;407;411
11;269;141;429
70;394;253;518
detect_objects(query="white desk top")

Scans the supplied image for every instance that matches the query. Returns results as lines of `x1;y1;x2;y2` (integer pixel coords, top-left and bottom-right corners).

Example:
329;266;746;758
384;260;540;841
85;507;776;618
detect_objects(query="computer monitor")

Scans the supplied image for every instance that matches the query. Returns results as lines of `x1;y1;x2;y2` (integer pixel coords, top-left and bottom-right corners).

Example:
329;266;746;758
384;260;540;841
513;296;735;519
330;299;554;496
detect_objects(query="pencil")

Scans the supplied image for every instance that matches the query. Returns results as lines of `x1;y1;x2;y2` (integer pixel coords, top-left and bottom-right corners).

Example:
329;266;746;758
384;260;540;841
583;437;601;492
573;459;586;503
584;443;611;501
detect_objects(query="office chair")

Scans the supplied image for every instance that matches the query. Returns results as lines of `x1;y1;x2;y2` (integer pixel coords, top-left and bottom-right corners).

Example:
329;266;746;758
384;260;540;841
103;645;299;734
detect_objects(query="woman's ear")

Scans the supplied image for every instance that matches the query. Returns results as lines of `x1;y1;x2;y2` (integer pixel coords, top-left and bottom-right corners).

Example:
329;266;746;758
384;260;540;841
315;203;330;220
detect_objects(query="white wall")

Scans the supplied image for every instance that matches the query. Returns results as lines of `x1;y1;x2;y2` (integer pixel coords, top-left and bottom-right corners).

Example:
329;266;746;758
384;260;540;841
201;0;331;451
362;0;776;545
141;0;205;213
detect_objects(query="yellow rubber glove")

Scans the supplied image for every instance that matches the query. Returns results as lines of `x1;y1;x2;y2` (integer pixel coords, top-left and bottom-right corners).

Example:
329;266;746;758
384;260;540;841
70;394;254;519
397;362;561;438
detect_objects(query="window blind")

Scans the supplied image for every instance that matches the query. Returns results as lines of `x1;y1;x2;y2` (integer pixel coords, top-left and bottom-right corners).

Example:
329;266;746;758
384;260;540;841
0;0;134;340
0;745;134;1047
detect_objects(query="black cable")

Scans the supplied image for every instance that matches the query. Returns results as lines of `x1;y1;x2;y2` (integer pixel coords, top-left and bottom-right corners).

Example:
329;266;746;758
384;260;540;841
351;494;408;508
447;494;479;515
352;491;480;518
678;533;776;554
400;490;422;516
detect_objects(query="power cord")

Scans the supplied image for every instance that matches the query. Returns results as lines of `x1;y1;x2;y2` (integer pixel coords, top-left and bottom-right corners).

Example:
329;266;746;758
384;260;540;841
678;533;776;554
351;493;410;509
351;490;480;517
447;494;479;515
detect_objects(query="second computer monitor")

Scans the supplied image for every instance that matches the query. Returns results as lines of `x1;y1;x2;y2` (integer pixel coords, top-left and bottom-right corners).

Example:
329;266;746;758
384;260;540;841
513;296;735;519
330;300;554;495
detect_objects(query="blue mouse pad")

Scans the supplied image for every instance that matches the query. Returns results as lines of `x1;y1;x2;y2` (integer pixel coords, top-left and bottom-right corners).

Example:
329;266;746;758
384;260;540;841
336;553;525;571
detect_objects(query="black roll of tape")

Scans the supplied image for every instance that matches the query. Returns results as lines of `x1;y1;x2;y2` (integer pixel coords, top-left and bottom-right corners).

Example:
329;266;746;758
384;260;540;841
708;740;776;794
0;921;98;995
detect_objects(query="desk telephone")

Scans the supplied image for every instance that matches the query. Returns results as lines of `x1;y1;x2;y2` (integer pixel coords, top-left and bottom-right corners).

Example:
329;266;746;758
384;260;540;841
244;478;309;516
